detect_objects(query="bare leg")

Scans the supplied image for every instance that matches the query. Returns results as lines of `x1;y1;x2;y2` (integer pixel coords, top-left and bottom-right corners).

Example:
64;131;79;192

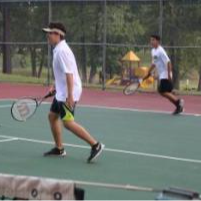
48;112;63;149
63;120;97;146
160;92;179;106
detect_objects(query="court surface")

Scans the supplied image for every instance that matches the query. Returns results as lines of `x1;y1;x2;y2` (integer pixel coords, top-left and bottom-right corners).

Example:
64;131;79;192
0;96;201;199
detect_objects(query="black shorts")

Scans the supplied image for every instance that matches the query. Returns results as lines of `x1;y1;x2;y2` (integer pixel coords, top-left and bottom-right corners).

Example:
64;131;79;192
50;98;75;121
158;79;173;93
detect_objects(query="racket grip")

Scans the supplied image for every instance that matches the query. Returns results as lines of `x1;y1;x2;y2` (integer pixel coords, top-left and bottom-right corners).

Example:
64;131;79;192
139;78;143;84
45;90;56;98
50;89;56;96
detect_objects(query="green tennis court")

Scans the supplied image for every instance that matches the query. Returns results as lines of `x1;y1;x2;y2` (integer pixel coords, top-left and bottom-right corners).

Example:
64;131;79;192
0;99;201;199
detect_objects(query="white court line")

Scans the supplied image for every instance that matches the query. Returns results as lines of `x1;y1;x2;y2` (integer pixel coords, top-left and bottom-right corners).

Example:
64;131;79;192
0;104;13;108
0;102;50;108
78;104;201;117
0;134;200;164
0;135;14;139
0;138;18;143
0;101;201;117
0;99;16;101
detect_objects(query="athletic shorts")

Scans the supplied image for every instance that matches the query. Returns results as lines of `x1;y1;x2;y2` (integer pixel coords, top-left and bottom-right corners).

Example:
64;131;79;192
50;97;75;121
158;79;173;93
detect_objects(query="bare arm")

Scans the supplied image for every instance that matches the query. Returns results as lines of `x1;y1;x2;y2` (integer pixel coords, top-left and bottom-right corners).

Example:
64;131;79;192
143;64;155;81
66;73;74;109
167;61;172;81
66;74;73;97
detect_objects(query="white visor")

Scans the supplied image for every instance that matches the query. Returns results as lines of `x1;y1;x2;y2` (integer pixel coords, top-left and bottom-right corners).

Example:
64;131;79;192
42;28;65;36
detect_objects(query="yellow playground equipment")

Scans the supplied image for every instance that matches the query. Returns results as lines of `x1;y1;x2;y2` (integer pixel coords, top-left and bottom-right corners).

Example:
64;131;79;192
106;51;154;89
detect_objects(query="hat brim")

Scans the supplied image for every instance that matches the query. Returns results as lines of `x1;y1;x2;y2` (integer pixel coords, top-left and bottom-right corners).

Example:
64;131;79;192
42;28;53;33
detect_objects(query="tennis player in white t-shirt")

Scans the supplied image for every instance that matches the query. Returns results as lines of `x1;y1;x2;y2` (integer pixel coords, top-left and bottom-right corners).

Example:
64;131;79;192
143;35;184;115
42;22;104;162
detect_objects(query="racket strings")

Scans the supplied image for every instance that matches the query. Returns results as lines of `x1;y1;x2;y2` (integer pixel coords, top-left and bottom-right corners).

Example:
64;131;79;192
12;99;37;121
16;102;31;118
124;82;139;95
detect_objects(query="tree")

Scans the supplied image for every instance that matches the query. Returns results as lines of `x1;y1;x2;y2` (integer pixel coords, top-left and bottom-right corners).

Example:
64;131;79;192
52;1;103;83
163;0;201;90
9;2;48;77
105;2;147;78
1;3;12;74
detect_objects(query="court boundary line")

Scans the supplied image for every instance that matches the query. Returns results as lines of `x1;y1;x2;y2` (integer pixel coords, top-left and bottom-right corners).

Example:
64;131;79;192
0;104;14;108
0;138;18;143
0;100;200;117
0;102;50;109
78;104;201;117
0;134;200;164
0;99;16;101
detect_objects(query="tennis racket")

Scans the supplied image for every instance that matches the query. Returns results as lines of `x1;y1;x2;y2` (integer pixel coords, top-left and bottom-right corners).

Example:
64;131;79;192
123;79;143;95
11;90;56;122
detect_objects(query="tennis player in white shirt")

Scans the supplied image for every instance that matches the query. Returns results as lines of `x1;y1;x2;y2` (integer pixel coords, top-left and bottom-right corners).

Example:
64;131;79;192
42;22;104;162
143;34;184;115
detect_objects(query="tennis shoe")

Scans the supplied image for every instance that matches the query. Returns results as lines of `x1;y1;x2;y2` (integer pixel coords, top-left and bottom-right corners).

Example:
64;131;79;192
43;147;66;157
87;142;105;163
173;99;184;115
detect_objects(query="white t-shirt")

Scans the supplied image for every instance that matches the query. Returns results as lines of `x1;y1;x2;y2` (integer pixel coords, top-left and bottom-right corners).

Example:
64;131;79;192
53;40;82;102
151;45;171;80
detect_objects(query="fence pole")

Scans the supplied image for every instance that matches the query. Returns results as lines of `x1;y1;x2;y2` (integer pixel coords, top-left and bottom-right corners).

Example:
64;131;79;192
47;0;52;86
2;3;12;74
102;0;107;90
159;0;163;43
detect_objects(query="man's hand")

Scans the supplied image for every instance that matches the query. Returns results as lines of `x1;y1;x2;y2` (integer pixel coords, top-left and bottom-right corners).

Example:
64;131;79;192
143;64;155;82
142;73;150;82
49;85;56;95
167;62;173;82
168;73;173;82
66;95;74;110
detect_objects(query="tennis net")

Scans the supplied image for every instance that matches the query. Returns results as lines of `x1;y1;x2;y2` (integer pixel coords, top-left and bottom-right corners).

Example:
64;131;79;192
0;173;84;200
0;173;200;200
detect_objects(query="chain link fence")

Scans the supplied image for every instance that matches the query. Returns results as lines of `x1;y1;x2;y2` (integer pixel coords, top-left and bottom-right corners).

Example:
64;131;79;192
0;0;201;92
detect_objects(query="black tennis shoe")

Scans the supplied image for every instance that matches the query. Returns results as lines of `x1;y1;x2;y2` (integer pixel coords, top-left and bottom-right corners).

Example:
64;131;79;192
173;99;184;115
87;142;105;163
43;147;66;157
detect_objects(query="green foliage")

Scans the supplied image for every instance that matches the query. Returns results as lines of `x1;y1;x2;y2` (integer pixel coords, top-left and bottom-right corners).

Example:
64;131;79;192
0;1;201;90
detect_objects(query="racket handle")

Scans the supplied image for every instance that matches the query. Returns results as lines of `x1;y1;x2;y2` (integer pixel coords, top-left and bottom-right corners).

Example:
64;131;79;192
44;90;56;99
139;78;143;84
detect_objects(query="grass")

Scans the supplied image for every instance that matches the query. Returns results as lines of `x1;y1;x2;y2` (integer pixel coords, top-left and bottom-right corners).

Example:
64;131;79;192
0;72;50;85
0;67;52;85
